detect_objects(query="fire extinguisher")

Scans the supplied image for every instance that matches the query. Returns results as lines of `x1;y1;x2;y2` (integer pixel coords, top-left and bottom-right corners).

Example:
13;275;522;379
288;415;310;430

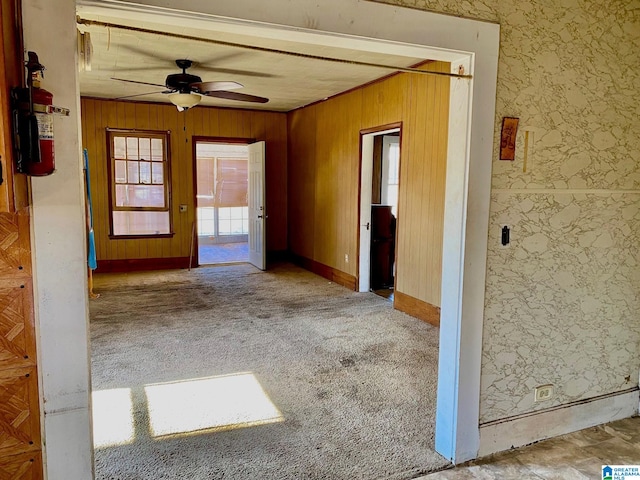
12;52;56;176
28;74;55;176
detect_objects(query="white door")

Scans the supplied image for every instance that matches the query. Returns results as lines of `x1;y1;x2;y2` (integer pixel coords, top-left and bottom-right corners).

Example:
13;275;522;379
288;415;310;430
358;135;374;292
248;141;266;270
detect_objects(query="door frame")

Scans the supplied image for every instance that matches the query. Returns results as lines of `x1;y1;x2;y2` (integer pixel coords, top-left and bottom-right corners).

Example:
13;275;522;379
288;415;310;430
191;136;255;267
357;123;402;294
40;1;501;473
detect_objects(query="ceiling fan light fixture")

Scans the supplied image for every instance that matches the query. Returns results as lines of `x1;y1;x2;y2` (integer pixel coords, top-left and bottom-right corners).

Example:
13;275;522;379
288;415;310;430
168;92;201;111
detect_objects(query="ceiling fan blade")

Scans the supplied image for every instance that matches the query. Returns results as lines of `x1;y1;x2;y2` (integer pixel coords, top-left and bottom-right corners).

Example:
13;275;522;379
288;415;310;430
114;91;164;100
204;90;269;104
194;66;277;78
191;81;243;93
118;45;244;66
111;77;167;88
118;45;175;63
113;66;170;72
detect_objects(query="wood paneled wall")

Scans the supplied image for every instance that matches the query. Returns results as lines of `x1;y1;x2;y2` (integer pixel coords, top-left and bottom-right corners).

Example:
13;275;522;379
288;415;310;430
81;99;287;264
287;62;450;308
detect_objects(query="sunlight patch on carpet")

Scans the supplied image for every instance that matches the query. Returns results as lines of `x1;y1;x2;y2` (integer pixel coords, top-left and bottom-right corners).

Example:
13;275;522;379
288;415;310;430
144;373;283;438
92;388;135;448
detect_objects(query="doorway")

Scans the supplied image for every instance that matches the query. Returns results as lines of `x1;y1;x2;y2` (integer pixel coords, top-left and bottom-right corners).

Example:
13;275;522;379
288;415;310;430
358;125;401;299
32;2;501;475
194;141;250;265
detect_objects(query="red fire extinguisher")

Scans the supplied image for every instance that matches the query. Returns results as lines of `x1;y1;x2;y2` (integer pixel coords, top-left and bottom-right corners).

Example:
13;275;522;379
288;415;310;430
28;74;55;176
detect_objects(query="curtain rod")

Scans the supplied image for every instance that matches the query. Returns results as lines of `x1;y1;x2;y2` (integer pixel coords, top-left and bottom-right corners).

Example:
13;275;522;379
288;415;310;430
76;18;472;80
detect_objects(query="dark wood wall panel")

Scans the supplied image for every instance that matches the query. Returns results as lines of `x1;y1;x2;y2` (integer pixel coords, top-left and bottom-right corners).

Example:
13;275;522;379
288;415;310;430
287;108;317;260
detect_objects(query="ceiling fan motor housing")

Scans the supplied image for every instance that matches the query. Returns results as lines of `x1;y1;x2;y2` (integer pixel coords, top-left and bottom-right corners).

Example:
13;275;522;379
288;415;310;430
165;72;202;93
166;59;202;93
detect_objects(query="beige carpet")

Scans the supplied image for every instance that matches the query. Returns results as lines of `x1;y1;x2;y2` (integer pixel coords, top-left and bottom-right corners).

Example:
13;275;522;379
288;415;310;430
90;263;449;479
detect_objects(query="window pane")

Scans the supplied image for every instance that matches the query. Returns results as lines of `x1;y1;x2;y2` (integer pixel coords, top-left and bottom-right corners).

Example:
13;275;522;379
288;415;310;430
114;137;126;159
197;207;215;222
152;163;164;184
200;219;215;236
197;207;216;236
230;219;244;234
127;161;139;184
115;184;128;207
218;219;231;235
126;137;139;160
139;138;151;160
218;207;231;220
140;162;151;184
230;207;244;219
113;211;170;236
115;160;127;183
115;185;165;208
388;185;399;216
130;185;165;208
151;138;163;161
388;145;400;184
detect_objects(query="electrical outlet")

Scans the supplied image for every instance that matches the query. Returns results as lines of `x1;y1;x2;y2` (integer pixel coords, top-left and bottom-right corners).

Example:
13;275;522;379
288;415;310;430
345;254;349;263
534;384;554;402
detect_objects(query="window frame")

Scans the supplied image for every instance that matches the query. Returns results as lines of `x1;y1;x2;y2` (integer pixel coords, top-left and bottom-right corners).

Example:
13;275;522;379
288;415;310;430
106;128;174;239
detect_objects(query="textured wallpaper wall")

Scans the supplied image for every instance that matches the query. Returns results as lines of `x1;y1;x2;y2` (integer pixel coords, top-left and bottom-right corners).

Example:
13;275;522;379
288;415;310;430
372;0;640;423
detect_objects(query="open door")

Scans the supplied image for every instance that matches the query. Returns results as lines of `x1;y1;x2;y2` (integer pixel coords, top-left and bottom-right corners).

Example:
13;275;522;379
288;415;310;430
359;126;401;292
248;141;266;270
359;135;374;292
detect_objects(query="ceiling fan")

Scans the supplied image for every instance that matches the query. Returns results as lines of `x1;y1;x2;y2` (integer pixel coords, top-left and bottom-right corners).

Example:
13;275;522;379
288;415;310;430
112;59;269;111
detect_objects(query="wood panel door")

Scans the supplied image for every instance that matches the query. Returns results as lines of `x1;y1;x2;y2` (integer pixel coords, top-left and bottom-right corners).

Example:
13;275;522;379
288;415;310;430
0;211;42;478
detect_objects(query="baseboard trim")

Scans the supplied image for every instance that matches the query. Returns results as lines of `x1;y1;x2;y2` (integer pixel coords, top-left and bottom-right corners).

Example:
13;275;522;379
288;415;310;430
96;257;190;273
478;388;639;457
394;291;440;326
290;254;357;291
267;250;290;265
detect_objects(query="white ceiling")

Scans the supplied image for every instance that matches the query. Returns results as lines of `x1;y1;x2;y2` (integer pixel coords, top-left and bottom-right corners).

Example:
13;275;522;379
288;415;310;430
76;12;429;112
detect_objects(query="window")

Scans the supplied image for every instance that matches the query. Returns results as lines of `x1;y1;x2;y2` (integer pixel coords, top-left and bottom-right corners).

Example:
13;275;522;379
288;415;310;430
217;206;249;235
381;135;400;216
195;143;249;238
107;130;171;237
